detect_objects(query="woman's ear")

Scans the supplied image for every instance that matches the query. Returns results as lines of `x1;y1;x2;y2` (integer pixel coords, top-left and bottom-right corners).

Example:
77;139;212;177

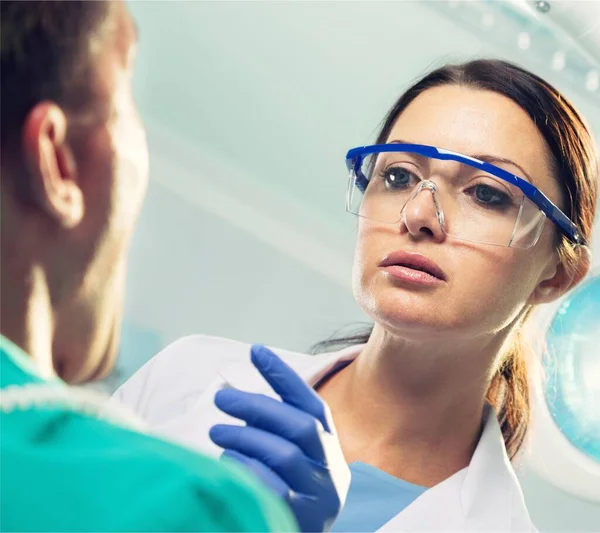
529;245;591;305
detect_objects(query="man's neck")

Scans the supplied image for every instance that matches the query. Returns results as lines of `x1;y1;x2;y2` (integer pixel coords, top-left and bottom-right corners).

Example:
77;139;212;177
1;261;56;378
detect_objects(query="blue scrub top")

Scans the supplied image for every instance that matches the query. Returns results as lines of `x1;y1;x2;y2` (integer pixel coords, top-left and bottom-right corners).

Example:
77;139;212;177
331;462;427;533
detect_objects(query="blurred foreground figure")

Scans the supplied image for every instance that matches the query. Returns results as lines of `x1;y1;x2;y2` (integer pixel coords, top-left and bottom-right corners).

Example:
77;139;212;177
0;2;296;531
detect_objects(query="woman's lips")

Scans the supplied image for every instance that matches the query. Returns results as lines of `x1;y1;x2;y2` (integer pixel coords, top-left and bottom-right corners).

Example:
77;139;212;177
379;250;447;285
380;265;445;285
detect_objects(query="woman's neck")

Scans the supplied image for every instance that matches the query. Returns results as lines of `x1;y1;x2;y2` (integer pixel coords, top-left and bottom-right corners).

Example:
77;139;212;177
317;325;509;487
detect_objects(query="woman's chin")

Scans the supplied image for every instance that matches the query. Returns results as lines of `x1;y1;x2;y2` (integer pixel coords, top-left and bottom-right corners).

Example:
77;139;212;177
361;290;473;339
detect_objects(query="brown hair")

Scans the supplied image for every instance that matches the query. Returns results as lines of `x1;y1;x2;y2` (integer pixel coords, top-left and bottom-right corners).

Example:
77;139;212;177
314;59;598;460
0;0;113;146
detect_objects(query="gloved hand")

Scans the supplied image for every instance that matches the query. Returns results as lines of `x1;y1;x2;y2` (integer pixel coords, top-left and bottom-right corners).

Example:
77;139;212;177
209;344;351;533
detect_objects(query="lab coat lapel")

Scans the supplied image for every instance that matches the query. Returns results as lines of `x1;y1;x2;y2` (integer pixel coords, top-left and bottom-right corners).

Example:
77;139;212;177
377;468;469;531
377;406;532;532
459;406;533;531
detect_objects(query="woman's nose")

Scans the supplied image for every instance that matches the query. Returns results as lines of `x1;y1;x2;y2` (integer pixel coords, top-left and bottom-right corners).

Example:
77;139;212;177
400;183;446;242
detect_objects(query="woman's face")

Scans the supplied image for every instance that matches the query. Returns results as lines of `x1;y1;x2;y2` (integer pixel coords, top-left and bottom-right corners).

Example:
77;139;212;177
353;85;566;340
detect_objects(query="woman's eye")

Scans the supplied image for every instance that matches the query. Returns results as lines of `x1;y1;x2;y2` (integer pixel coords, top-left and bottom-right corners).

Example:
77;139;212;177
382;167;416;189
473;184;512;207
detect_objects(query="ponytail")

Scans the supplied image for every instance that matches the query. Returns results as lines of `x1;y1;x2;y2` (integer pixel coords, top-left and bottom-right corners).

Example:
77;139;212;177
486;325;532;460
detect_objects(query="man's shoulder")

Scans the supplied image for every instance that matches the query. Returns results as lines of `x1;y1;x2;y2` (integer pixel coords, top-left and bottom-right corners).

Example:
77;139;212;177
1;406;295;532
0;340;46;388
83;416;297;532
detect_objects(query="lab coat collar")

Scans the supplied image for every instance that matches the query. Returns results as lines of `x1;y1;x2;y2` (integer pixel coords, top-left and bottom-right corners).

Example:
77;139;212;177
196;344;534;531
218;343;358;393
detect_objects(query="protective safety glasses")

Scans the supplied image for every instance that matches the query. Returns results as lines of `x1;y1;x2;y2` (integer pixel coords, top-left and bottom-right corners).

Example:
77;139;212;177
345;143;585;249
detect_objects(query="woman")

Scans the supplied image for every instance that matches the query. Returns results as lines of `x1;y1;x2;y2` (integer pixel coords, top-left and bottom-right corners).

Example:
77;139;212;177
115;59;598;532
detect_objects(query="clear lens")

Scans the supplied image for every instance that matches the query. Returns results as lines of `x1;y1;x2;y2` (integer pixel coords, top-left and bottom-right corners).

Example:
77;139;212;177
346;151;547;248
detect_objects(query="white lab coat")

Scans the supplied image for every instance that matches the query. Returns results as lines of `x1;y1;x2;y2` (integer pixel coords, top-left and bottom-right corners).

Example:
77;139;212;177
114;334;536;532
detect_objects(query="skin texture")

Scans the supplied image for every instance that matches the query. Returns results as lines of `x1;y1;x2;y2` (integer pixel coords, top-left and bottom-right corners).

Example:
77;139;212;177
0;0;148;383
317;85;589;487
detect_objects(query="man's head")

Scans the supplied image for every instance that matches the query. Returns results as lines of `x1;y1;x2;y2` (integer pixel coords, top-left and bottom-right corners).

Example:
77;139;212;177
1;0;148;382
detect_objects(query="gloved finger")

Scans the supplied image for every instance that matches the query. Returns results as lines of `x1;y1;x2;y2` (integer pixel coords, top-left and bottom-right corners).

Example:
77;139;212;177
215;388;326;462
250;345;331;432
221;449;292;501
209;424;328;494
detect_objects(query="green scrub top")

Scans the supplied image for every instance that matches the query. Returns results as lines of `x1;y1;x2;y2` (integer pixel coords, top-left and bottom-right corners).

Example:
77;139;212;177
0;335;296;532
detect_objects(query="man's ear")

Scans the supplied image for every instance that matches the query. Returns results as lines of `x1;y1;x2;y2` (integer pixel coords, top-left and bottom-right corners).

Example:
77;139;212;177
22;102;83;228
529;245;591;305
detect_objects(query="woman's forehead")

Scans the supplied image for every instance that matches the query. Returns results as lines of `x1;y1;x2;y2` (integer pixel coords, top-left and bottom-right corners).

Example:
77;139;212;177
386;86;562;201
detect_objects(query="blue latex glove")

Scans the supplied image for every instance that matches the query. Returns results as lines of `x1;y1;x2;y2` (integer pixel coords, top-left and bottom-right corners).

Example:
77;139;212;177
209;345;351;533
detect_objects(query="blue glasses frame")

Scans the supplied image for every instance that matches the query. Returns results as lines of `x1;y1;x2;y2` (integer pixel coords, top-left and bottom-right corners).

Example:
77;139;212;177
346;143;585;246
